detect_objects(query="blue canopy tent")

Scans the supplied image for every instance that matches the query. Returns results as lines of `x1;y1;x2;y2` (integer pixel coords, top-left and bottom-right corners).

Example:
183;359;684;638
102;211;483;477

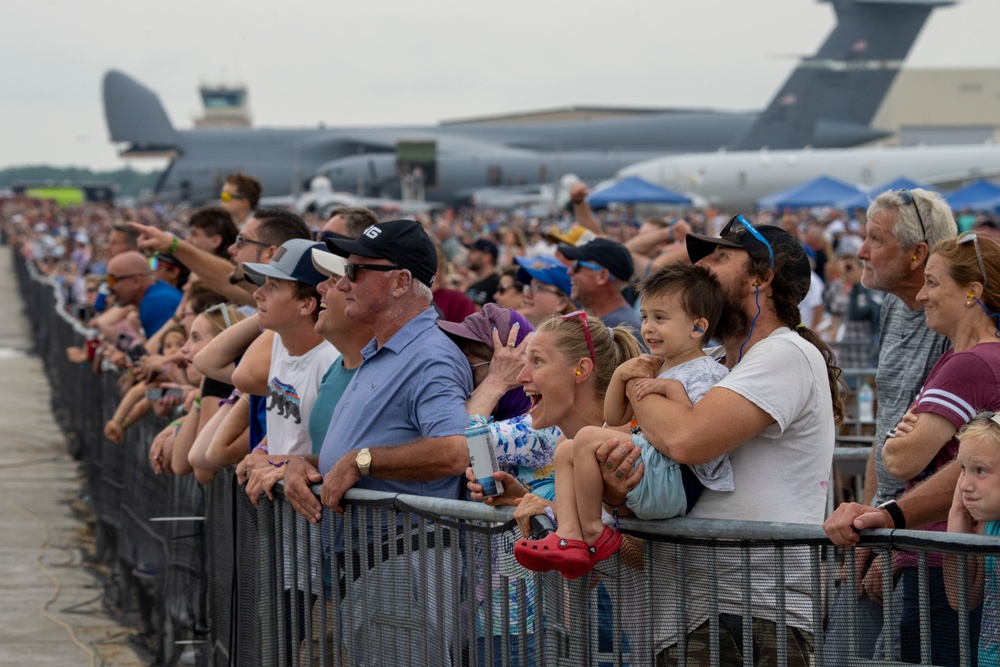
836;177;937;211
587;176;692;207
756;175;867;210
946;180;1000;212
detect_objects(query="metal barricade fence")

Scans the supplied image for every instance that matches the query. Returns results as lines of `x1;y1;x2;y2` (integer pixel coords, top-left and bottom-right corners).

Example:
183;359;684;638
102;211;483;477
257;486;996;667
14;248;999;666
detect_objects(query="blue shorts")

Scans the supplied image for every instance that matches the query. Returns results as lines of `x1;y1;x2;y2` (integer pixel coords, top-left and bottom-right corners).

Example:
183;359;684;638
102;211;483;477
625;432;688;520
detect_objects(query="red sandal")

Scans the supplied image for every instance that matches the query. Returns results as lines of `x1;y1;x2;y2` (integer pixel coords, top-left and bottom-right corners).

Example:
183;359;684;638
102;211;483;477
514;532;591;578
588;525;622;567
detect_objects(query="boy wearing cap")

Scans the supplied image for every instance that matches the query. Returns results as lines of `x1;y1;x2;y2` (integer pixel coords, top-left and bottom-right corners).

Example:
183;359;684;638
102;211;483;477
237;238;339;472
559;238;643;334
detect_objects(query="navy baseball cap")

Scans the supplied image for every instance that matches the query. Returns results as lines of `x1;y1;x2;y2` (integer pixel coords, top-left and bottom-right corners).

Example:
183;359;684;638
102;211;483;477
242;239;328;287
558;238;634;282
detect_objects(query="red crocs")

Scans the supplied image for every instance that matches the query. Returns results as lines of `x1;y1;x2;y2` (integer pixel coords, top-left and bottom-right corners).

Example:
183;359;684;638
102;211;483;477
588;525;623;568
514;532;591;579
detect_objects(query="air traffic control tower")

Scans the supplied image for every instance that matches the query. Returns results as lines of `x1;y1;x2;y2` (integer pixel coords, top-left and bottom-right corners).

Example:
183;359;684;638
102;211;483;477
193;83;251;129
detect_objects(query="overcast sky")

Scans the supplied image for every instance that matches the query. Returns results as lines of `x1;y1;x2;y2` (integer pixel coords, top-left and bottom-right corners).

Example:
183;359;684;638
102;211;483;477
3;0;997;172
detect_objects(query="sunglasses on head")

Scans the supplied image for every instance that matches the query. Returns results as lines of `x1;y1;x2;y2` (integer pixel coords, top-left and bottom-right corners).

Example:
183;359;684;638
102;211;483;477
562;310;596;363
204;302;233;329
897;189;928;242
721;215;774;268
958;232;988;289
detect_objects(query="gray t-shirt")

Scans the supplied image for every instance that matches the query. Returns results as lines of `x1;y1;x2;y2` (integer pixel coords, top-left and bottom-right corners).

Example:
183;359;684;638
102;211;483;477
871;294;950;506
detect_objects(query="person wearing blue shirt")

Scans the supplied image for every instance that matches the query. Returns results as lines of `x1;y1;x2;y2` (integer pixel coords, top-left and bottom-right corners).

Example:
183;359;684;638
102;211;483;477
278;220;472;665
105;251;182;336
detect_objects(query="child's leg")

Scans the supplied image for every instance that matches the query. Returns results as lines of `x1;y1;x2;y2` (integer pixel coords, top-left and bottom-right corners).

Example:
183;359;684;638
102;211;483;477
572;426;622;545
551;438;584;541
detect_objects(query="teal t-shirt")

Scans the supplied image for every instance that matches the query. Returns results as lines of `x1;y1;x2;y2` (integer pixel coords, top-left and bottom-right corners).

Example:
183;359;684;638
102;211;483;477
307;357;357;456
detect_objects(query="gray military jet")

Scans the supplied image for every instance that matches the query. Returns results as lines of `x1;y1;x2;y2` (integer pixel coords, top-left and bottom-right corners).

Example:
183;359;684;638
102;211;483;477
102;0;951;205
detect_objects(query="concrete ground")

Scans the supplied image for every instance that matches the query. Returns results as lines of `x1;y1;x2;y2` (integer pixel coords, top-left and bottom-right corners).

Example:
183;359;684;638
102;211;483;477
0;247;145;666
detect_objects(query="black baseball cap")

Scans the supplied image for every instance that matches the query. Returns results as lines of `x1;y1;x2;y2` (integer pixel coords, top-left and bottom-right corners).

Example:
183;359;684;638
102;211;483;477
465;238;499;263
324;219;437;287
686;216;812;301
558;238;634;282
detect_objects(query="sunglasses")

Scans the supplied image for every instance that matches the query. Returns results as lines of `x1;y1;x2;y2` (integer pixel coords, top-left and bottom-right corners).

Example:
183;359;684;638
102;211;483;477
204;302;233;329
571;259;604;273
106;272;146;287
897;189;928;242
220;191;246;203
496;282;522;295
958;232;988;289
344;262;402;282
524;281;565;297
562;310;596;363
973;411;1000;428
721;214;774;268
234;234;270;250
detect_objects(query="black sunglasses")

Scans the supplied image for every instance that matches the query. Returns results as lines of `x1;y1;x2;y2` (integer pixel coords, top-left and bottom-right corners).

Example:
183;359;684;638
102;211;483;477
897;189;927;242
344;262;402;282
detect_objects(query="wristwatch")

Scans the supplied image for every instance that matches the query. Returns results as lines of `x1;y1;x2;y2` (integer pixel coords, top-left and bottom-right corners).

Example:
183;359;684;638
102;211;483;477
877;499;906;529
356;448;372;476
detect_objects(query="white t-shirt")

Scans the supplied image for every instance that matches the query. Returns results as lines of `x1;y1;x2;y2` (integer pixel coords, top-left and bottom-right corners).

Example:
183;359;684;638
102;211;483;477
649;327;835;653
266;334;339;456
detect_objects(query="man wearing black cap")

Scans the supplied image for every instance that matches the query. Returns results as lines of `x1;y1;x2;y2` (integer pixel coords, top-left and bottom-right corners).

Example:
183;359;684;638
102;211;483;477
276;220;472;663
558;237;642;332
598;215;843;666
465;238;501;307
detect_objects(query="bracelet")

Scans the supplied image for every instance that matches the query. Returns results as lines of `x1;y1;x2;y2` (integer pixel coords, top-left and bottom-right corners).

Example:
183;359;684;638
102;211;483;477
169;235;179;254
253;443;269;454
122;418;131;429
169;420;182;427
193;396;202;406
218;390;242;407
267;456;305;468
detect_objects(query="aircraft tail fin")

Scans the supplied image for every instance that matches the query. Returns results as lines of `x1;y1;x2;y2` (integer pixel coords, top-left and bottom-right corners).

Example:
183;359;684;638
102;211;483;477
102;70;180;153
729;0;954;151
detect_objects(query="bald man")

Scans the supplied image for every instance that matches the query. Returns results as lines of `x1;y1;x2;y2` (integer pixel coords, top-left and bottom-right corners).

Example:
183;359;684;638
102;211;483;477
106;251;183;336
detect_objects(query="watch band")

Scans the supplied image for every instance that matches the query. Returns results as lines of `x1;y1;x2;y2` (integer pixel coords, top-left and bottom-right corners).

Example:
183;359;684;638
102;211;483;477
878;499;906;530
356;447;372;476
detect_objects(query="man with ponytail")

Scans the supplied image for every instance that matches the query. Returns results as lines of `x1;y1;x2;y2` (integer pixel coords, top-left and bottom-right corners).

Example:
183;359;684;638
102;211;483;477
600;214;842;665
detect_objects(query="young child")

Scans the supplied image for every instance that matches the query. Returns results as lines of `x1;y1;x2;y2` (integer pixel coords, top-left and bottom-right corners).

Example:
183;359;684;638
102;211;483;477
944;411;1000;664
514;264;732;578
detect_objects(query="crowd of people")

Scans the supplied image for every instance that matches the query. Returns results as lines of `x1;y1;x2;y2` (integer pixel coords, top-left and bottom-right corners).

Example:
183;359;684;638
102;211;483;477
4;171;1000;665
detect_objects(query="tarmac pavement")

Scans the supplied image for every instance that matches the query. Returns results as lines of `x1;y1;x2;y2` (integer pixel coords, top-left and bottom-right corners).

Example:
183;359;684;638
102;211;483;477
0;246;144;666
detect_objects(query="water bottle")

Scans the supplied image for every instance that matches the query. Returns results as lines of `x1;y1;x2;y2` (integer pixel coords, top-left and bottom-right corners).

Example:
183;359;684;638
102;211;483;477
858;381;875;423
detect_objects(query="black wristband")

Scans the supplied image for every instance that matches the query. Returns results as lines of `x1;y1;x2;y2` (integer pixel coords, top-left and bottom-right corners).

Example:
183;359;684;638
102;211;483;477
877;499;906;529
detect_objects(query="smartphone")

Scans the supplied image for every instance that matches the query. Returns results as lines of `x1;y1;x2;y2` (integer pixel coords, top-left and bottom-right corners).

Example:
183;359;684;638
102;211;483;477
466;424;503;498
115;332;134;352
146;387;164;401
163;387;183;399
127;343;149;363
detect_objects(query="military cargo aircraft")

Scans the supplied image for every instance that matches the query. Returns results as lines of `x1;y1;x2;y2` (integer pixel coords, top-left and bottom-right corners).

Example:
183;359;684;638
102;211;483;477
102;0;951;205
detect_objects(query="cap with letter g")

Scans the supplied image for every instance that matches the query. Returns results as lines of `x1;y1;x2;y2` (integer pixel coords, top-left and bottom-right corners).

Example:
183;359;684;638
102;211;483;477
324;219;437;287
